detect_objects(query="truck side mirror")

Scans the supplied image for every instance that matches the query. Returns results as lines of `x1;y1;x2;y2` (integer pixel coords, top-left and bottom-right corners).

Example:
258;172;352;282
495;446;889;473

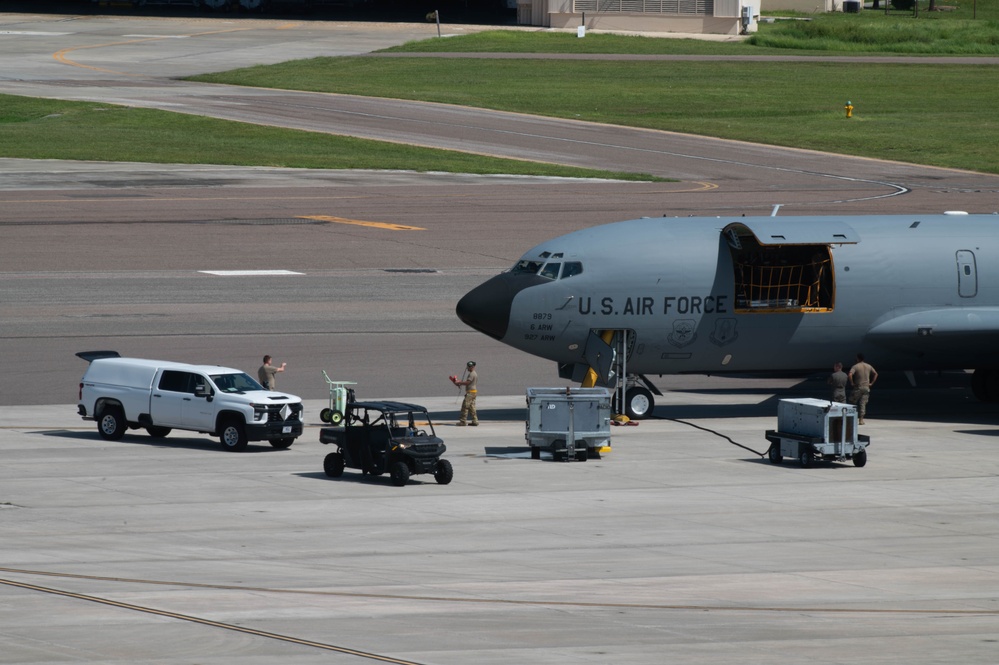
195;385;212;401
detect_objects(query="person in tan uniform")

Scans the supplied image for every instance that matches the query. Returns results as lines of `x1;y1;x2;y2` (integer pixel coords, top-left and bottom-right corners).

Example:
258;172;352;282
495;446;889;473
848;353;878;424
451;361;479;426
827;361;848;403
257;355;285;390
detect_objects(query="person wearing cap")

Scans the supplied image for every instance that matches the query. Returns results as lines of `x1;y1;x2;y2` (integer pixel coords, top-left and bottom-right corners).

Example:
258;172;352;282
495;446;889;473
451;361;479;426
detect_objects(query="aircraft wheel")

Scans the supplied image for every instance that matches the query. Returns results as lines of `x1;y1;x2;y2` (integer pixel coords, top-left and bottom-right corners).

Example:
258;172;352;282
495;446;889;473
624;387;654;419
390;461;410;486
434;459;453;485
853;449;867;467
799;449;814;468
324;452;345;478
768;444;783;465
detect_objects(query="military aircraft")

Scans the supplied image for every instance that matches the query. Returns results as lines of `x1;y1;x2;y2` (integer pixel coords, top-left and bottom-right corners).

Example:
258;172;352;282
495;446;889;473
456;212;999;418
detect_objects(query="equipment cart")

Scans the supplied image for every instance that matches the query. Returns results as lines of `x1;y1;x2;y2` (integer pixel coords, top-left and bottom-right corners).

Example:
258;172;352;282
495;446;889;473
526;387;611;461
319;371;356;425
765;398;870;468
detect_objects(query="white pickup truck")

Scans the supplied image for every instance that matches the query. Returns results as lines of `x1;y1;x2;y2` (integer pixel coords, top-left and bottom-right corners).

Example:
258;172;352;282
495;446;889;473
77;351;304;451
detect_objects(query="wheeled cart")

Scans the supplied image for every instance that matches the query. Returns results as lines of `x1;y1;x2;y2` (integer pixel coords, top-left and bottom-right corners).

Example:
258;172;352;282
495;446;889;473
765;398;870;468
526;387;611;461
320;371;356;425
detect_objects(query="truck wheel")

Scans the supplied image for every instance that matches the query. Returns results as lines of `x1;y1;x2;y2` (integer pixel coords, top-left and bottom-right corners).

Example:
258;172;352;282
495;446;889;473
768;444;783;465
624;387;654;420
531;447;540;460
853;449;867;467
146;426;171;438
434;459;453;485
219;418;248;451
324;452;345;477
98;406;127;440
268;438;294;449
799;449;814;468
390;461;410;486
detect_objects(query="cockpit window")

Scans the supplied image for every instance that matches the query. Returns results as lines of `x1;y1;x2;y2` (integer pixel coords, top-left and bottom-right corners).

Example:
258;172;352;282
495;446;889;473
539;263;561;280
512;260;544;275
562;262;583;279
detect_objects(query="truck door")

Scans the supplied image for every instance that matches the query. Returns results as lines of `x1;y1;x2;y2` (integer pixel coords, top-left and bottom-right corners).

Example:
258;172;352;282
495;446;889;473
185;373;217;431
152;370;189;427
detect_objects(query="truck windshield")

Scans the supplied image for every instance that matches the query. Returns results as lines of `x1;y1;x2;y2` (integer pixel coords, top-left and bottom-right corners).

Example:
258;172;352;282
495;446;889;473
211;372;263;393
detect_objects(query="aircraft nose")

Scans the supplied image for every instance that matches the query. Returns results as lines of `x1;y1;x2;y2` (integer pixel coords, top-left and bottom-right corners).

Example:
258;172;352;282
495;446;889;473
456;274;516;340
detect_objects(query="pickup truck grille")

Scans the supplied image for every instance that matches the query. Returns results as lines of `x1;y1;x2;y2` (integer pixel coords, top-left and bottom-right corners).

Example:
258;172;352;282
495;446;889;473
262;403;302;423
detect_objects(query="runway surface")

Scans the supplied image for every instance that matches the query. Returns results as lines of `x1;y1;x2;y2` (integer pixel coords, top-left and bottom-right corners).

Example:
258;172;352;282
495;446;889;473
2;13;999;664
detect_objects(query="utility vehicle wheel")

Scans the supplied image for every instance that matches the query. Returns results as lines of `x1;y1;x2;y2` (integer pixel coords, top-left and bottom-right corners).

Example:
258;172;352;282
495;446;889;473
98;406;127;441
853;449;867;467
624;387;654;420
329;410;344;426
146;426;171;438
324;452;345;477
799;449;814;468
219;418;248;451
269;438;294;449
434;459;454;485
768;444;783;465
390;461;410;487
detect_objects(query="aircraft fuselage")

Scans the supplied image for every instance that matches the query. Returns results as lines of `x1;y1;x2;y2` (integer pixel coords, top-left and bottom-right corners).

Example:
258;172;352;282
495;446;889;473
457;214;999;380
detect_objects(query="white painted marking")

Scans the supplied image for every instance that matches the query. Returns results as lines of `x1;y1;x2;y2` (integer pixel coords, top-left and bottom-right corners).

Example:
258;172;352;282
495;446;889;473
123;35;191;39
0;31;72;36
199;270;303;276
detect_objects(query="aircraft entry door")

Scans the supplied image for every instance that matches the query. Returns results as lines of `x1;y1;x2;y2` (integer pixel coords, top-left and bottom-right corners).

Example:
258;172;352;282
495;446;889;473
956;250;977;298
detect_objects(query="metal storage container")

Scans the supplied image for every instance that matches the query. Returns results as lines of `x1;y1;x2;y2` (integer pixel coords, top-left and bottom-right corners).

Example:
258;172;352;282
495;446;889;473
525;387;611;461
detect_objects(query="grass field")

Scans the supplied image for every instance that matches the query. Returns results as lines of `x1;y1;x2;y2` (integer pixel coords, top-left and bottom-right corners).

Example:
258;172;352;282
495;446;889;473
192;54;999;174
4;3;998;175
0;94;657;180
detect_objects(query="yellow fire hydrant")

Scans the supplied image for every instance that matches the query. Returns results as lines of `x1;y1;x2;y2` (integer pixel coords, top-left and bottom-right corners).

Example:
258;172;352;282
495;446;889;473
845;101;854;119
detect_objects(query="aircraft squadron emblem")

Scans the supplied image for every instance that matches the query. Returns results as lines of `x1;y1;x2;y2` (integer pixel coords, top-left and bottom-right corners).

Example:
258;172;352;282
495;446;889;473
709;318;739;346
667;319;697;348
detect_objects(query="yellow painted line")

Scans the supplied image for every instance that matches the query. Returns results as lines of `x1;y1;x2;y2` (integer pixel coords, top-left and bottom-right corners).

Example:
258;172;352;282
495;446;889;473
300;215;425;231
688;181;719;192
